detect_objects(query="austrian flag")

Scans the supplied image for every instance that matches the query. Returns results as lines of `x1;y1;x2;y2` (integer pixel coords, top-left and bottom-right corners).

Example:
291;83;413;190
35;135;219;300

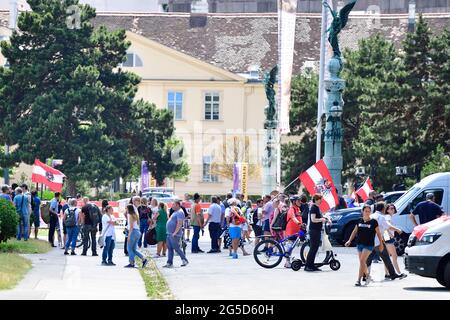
31;159;65;192
355;177;374;202
299;160;339;213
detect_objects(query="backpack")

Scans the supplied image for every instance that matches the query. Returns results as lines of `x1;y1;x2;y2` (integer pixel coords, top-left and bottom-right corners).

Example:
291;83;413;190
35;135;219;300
300;203;309;225
64;208;77;227
252;208;259;225
88;204;101;226
272;207;288;231
145;227;157;245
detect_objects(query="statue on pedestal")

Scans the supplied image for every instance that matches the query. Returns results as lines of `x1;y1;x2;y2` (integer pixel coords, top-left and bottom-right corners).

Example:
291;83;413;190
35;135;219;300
323;0;357;61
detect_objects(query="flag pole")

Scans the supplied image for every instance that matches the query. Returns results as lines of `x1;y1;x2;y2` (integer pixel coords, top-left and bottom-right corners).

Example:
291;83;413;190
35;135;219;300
316;0;329;162
282;176;299;193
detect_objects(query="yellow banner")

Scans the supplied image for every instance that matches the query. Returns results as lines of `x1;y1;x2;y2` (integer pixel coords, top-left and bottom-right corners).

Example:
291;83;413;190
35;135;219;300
241;163;248;202
150;175;157;187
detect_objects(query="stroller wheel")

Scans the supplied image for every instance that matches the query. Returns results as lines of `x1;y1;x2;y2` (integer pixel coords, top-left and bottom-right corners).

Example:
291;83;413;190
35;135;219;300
330;259;341;271
291;259;303;271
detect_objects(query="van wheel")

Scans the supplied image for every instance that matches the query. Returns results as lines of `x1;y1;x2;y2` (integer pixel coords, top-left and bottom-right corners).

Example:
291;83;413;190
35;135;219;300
443;260;450;289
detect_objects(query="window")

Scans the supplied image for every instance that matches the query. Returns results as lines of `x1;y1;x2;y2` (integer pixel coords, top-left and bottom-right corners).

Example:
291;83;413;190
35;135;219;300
202;156;218;182
168;91;183;120
204;92;220;120
411;189;444;209
120;53;143;67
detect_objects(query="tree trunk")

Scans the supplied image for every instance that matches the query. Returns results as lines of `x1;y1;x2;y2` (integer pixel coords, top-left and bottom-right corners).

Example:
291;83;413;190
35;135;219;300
121;177;127;193
66;179;77;197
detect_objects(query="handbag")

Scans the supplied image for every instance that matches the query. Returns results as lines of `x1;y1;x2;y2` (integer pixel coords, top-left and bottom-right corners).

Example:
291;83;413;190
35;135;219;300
98;218;112;248
145;226;157;245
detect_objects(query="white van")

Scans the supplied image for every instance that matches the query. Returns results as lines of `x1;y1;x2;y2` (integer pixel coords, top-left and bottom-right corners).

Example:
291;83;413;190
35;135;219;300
387;172;449;247
405;215;450;288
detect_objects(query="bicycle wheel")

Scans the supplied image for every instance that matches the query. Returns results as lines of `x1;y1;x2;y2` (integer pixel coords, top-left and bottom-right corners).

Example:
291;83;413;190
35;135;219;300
253;239;284;269
300;241;326;263
76;232;83;248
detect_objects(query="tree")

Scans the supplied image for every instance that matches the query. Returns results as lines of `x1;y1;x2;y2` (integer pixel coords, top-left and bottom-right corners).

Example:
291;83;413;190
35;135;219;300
427;28;450;153
211;136;261;180
421;145;450;178
281;72;318;193
0;0;188;194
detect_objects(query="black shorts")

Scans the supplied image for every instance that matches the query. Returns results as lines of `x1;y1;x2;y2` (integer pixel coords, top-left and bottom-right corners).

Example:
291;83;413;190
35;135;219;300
253;225;263;237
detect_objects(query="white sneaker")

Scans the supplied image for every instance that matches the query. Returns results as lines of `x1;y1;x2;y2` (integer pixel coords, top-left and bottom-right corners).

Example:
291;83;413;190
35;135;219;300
181;260;189;267
365;275;373;285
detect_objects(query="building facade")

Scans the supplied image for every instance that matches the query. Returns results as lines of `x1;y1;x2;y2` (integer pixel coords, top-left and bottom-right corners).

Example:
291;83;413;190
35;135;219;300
1;9;450;196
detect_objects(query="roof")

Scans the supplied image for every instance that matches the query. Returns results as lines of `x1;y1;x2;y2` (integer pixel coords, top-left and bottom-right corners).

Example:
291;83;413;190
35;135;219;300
1;11;450;75
91;12;450;75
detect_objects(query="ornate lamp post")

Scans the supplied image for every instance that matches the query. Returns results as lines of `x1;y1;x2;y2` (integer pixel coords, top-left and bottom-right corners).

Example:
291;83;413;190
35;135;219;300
322;0;357;195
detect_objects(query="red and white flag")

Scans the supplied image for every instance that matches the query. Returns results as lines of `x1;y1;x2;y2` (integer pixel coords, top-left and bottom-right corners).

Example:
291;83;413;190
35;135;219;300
31;159;65;192
299;159;339;213
355;177;374;202
351;191;359;204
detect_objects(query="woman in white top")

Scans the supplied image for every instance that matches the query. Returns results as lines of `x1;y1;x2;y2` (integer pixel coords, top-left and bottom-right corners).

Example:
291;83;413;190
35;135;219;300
384;204;405;278
125;204;148;268
101;205;117;266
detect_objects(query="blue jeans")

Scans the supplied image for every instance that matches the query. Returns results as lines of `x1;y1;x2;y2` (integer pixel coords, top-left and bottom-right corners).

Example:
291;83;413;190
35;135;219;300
17;212;29;241
102;236;115;263
138;219;149;248
167;234;187;265
209;222;221;251
65;226;79;251
127;229;144;265
192;225;201;252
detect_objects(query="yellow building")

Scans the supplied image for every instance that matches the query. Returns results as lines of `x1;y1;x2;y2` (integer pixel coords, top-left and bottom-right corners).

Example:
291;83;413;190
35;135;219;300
121;32;267;196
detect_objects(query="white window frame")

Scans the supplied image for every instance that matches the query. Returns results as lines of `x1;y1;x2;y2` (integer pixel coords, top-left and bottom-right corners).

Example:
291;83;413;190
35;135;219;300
119;52;143;67
167;91;183;120
204;92;221;120
202;156;218;182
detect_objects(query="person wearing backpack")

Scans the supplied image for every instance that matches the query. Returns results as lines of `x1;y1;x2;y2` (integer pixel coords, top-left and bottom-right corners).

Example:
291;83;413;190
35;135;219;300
299;194;310;226
270;198;287;241
81;197;101;256
13;187;30;241
63;199;81;255
251;199;264;246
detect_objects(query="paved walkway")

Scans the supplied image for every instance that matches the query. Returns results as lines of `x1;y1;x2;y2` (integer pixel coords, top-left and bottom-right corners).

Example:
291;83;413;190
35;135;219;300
0;233;147;300
154;231;450;300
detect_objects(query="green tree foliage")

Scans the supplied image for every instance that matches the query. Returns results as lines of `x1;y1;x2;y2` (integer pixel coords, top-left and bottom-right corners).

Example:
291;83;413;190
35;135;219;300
0;199;18;243
282;73;318;193
422;145;450;178
283;17;450;192
0;0;188;193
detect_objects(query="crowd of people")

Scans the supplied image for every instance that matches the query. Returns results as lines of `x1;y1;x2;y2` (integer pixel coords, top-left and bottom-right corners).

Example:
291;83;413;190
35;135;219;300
1;182;445;285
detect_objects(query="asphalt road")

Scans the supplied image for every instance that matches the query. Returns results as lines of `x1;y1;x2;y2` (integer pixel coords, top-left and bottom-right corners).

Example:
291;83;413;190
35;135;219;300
153;230;450;300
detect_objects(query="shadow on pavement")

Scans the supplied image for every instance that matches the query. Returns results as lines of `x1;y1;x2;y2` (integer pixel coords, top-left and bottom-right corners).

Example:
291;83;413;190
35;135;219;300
403;287;449;292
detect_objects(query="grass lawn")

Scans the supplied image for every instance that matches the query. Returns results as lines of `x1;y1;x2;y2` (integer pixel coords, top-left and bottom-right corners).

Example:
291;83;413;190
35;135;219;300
0;238;52;254
139;253;174;300
0;254;32;290
0;238;52;290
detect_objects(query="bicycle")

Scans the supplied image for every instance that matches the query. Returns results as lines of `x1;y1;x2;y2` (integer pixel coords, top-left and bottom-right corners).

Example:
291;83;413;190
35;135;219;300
76;227;91;249
253;230;306;269
253;228;341;271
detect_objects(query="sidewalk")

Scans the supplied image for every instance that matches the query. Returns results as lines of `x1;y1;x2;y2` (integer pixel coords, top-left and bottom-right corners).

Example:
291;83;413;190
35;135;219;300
0;235;147;300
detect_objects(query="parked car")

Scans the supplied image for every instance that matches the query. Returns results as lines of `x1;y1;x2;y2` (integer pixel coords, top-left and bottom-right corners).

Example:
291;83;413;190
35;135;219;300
141;191;178;203
329;172;450;255
405;215;450;289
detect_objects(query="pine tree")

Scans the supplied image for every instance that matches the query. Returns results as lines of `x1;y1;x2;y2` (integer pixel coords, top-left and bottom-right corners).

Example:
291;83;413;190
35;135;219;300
0;0;187;193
